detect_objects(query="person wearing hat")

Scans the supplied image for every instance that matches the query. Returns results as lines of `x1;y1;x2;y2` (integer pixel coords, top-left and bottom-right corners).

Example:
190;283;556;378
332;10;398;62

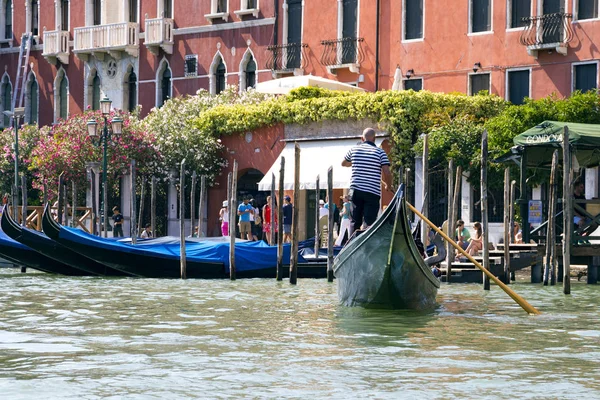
219;200;229;236
318;199;328;219
335;194;353;246
238;196;254;241
282;195;293;243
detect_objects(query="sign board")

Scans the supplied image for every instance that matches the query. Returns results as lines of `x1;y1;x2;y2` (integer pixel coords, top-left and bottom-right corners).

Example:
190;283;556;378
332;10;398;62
528;200;543;226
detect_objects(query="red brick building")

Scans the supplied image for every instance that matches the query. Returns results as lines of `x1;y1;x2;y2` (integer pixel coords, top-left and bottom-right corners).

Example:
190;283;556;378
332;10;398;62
1;0;599;236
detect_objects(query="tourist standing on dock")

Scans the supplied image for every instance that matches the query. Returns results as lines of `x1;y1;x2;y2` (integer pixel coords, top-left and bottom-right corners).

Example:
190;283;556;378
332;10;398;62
238;196;254;241
262;196;277;245
282;195;293;243
335;195;353;246
112;206;124;237
342;128;392;231
219;201;229;236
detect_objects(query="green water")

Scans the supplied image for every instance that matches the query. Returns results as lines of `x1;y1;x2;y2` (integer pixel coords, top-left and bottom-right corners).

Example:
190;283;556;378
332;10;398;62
0;269;599;399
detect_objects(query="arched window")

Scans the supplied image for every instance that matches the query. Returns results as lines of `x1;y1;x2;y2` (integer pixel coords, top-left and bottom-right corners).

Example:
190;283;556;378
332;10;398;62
245;56;256;90
127;71;137;112
31;0;38;36
159;66;171;107
26;74;38;125
216;58;226;94
1;75;11;127
92;73;100;110
58;75;68;120
5;0;12;40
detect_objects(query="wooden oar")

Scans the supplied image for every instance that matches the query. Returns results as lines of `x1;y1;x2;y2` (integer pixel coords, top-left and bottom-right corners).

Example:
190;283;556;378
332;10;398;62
407;202;541;315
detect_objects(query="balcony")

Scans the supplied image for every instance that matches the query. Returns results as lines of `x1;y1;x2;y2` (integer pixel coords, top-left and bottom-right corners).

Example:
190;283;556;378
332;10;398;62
519;13;573;58
144;17;174;55
42;29;70;65
265;43;308;77
74;22;139;60
320;37;364;74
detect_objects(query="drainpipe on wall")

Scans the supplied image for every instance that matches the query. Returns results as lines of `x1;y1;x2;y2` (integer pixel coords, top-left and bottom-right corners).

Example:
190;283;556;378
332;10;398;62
375;0;381;91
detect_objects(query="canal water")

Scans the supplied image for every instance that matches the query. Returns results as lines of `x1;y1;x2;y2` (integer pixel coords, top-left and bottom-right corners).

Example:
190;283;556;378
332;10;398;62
0;269;599;399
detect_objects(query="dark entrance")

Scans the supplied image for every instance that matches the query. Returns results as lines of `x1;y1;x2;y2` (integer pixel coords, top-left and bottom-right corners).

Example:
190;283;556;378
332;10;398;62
238;168;265;204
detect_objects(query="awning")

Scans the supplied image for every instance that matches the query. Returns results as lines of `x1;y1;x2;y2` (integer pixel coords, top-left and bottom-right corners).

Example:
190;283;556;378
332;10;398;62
257;138;386;191
255;75;366;95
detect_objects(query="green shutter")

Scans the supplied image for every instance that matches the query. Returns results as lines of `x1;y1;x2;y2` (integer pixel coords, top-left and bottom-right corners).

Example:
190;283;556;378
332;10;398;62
59;76;68;119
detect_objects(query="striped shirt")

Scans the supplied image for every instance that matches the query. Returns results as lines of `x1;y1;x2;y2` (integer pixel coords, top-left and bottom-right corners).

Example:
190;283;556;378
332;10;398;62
345;141;390;196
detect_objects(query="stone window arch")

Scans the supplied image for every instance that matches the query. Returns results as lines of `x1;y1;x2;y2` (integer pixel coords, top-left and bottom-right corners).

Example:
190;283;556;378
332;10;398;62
209;51;227;95
1;73;12;128
54;68;69;122
239;48;257;92
156;59;171;107
25;71;38;125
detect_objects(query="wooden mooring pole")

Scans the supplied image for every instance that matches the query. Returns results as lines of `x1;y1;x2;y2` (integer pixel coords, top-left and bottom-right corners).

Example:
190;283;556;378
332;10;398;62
277;157;285;281
71;181;77;228
544;150;558;286
314;175;320;258
198;176;206;237
327;166;334;282
57;172;65;225
190;171;197;237
179;159;186;279
138;175;146;235
290;143;300;285
270;173;276;245
63;180;69;228
446;160;454;282
509;180;517;281
562;126;571;295
481;130;490;291
421;134;429;247
90;170;99;235
230;160;238;280
21;175;27;227
130;160;137;244
450;166;462;281
503;167;511;285
151;176;157;238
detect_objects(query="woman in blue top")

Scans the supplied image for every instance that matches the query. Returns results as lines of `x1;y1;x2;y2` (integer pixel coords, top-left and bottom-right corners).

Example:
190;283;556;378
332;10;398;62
334;195;353;247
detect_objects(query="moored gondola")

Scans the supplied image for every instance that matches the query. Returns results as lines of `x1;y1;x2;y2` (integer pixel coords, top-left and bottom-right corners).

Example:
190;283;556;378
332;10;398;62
333;186;440;310
3;205;130;276
0;207;88;276
43;205;229;278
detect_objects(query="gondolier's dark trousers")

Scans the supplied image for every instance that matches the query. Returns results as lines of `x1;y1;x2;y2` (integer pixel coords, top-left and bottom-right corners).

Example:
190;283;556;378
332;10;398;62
350;189;380;231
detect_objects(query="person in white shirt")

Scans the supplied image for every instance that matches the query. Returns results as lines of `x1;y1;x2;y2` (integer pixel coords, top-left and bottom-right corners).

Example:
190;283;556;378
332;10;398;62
318;199;328;219
140;223;153;239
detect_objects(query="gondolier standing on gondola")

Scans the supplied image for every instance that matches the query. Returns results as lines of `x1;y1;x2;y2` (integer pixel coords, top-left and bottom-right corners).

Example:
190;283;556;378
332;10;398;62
342;128;392;232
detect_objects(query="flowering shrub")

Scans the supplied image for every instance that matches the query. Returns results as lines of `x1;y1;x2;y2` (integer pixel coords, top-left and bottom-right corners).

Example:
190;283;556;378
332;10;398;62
142;86;272;184
0;123;42;197
29;110;162;200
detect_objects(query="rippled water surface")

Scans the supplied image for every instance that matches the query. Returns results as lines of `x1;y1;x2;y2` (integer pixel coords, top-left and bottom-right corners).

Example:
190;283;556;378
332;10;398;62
0;268;599;399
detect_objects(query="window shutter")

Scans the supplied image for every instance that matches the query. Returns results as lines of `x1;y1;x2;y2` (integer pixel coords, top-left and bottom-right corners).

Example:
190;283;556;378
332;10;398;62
472;0;491;33
128;72;137;112
508;70;530;105
29;79;38;123
405;0;423;40
404;79;422;91
578;0;598;20
575;64;597;92
470;74;490;95
511;0;531;28
92;75;100;110
5;0;12;39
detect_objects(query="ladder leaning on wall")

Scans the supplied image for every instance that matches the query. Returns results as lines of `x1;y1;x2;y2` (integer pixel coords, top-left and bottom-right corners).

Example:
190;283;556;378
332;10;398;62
11;32;33;113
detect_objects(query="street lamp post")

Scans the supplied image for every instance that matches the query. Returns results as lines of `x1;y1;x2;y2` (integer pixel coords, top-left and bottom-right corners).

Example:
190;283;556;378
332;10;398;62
3;107;25;220
87;97;122;237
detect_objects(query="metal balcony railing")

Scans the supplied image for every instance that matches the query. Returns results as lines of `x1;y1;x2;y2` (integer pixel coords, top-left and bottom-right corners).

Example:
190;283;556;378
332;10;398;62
320;37;364;69
42;29;70;64
519;13;573;52
144;17;174;54
74;22;139;58
265;42;308;72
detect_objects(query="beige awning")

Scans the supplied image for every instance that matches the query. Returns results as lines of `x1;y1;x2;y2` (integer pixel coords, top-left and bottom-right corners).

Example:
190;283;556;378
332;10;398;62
255;75;366;95
257;138;386;191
